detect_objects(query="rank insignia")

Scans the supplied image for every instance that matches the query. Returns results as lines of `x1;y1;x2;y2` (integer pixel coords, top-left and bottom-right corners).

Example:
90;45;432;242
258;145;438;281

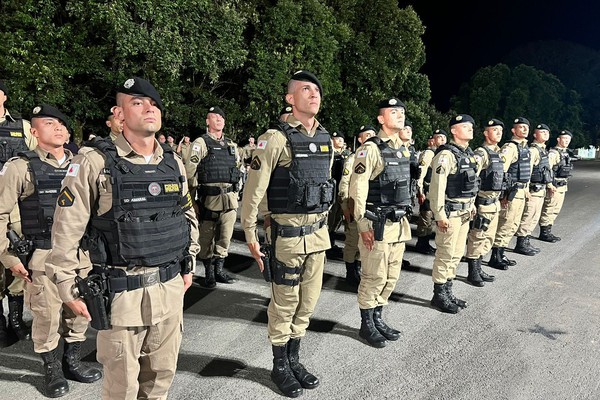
343;168;350;176
190;155;199;163
250;156;261;170
436;166;445;174
58;187;75;207
354;162;366;174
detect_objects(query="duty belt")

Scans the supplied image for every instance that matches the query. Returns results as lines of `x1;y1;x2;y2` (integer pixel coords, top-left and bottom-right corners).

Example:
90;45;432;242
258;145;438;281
198;185;236;196
475;196;498;206
529;183;545;192
513;182;527;189
272;218;327;238
554;180;568;187
445;200;473;212
107;263;181;293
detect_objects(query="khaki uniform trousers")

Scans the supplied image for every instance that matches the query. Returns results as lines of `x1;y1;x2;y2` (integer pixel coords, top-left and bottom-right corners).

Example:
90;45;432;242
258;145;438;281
539;188;566;226
268;250;325;345
466;201;501;259
26;271;88;353
415;201;434;237
97;311;183;400
342;220;360;263
493;188;526;247
357;236;405;309
432;212;471;284
198;208;237;259
0;266;26;298
516;189;545;236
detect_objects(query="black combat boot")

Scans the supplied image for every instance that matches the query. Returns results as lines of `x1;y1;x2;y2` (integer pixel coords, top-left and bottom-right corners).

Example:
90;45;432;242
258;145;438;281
525;236;540;254
271;344;303;398
62;341;102;383
466;258;484;287
287;338;319;389
402;259;411;268
539;225;561;243
213;258;236;284
345;262;361;286
488;247;508;270
41;348;69;398
0;301;9;348
202;259;216;289
372;306;400;341
359;308;387;348
430;283;459;314
445;280;467;309
499;247;517;266
414;236;436;255
514;236;537;256
477;256;495;282
7;294;31;341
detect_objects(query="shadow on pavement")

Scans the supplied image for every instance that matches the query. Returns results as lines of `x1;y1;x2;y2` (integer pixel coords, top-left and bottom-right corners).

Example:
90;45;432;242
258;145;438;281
388;292;431;309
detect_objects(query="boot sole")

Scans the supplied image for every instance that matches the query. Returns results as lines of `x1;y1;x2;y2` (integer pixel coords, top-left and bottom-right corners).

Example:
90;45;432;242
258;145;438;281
359;333;387;348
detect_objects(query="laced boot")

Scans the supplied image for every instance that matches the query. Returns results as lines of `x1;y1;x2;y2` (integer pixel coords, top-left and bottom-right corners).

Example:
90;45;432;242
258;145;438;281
372;306;400;341
430;283;459;314
499;247;517;266
487;247;508;270
466;258;484;287
477;256;495;282
287;338;319;389
345;262;361;287
271;344;303;398
0;301;9;348
539;225;561;243
514;236;537;256
62;341;102;383
445;280;467;309
359;308;387;348
414;236;436;255
213;258;236;284
41;348;69;398
7;294;31;341
525;236;540;254
202;259;216;289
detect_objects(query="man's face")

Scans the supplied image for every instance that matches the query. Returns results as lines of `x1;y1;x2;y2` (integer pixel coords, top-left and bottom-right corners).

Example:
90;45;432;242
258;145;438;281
534;129;549;143
358;130;376;144
433;134;447;146
31;117;69;148
0;90;6;110
249;137;255;146
400;125;412;141
115;95;161;137
378;107;405;132
452;122;474;142
184;136;190;143
158;134;166;143
512;123;529;139
167;135;175;143
557;135;572;148
206;113;225;133
484;126;503;145
333;137;344;149
106;116;123;135
285;81;321;119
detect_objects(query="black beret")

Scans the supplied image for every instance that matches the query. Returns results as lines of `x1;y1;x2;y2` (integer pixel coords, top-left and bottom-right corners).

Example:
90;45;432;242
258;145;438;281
427;135;433;140
0;80;8;96
404;120;413;128
291;70;323;95
31;104;70;129
559;129;573;137
207;106;225;118
118;77;164;111
485;118;504;128
534;123;550;131
449;114;475;127
356;125;377;137
513;117;530;126
378;97;405;110
331;131;345;139
433;129;447;137
279;105;293;116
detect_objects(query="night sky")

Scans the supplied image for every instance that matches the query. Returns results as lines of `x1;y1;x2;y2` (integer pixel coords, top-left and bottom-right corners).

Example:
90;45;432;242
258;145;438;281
407;0;600;111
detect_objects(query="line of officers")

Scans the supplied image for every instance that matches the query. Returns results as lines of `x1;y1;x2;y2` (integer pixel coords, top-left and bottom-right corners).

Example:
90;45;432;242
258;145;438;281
0;71;574;399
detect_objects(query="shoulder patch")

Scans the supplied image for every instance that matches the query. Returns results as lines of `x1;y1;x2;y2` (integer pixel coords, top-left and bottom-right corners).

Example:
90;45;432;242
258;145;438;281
190;155;199;164
438;155;448;165
250;156;261;170
66;164;80;177
436;165;446;175
57;187;75;207
357;149;367;158
342;167;350;176
192;144;201;152
354;162;366;174
257;140;268;150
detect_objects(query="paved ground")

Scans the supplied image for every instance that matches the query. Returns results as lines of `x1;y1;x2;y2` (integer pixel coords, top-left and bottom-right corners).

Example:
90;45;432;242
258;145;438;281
1;160;600;400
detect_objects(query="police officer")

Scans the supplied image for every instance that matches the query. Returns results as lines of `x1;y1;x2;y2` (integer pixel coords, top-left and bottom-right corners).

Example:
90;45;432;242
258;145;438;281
539;129;573;242
166;134;177;151
241;71;332;398
349;98;412;347
489;117;532;269
177;135;192;162
464;119;505;286
45;77;200;399
185;106;240;288
414;129;447;254
338;125;376;286
514;123;553;255
0;105;102;397
327;131;350;258
105;113;122;142
429;114;478;313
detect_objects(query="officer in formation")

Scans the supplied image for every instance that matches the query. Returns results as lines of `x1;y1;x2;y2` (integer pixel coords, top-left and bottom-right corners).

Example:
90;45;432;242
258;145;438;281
539;129;573;242
0;80;36;347
46;77;200;399
177;134;192;163
414;129;447;255
349;98;412;347
0;105;102;397
327;131;350;258
513;123;553;256
105;113;122;142
241;71;331;398
428;114;478;313
185;106;240;288
337;125;376;287
166;134;177;151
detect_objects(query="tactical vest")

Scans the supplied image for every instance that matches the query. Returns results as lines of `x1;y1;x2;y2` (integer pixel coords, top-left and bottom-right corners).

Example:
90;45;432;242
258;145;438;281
507;141;531;183
332;150;348;184
86;139;190;267
478;146;504;191
366;138;412;207
0;117;28;167
196;134;240;185
408;145;419;180
17;151;69;249
530;144;552;184
553;148;573;179
439;143;479;199
267;122;335;214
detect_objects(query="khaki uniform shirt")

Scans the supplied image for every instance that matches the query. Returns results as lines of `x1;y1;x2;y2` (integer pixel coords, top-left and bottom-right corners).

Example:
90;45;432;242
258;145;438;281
0;109;36;150
179;142;192;164
109;131;119;142
45;134;200;326
417;147;435;195
349;129;411;243
548;146;569;192
473;144;502;199
185;132;241;212
240;115;331;253
241;144;257;165
338;153;355;213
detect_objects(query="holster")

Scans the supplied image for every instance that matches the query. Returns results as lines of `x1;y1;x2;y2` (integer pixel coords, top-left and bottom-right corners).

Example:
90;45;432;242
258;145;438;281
259;243;273;283
471;213;491;231
75;273;111;331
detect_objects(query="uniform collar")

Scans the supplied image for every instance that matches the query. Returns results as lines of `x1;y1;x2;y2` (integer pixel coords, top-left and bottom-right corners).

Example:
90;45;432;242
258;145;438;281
533;141;546;148
377;129;403;146
34;146;73;165
1;109;16;123
450;140;468;150
207;131;225;141
484;143;500;151
115;132;164;160
512;137;528;146
287;115;320;136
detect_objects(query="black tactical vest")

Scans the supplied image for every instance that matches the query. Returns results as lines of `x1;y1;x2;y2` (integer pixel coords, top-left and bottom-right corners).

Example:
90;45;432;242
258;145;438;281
408;145;419;180
553;148;573;178
267;122;335;214
196;134;240;185
366;138;412;207
0;117;28;167
507;141;531;183
17;151;69;249
530;144;552;184
86;139;190;267
332;149;349;184
439;143;479;199
478;146;504;191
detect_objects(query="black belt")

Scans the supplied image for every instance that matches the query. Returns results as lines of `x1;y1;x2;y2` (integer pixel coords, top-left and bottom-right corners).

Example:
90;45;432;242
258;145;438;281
272;218;326;238
198;185;236;196
107;263;181;293
554;180;568;187
475;196;498;206
529;183;545;192
513;182;527;189
445;201;472;212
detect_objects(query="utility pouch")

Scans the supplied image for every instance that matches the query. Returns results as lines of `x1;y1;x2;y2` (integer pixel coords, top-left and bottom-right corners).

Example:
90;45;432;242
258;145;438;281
471;214;491;231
